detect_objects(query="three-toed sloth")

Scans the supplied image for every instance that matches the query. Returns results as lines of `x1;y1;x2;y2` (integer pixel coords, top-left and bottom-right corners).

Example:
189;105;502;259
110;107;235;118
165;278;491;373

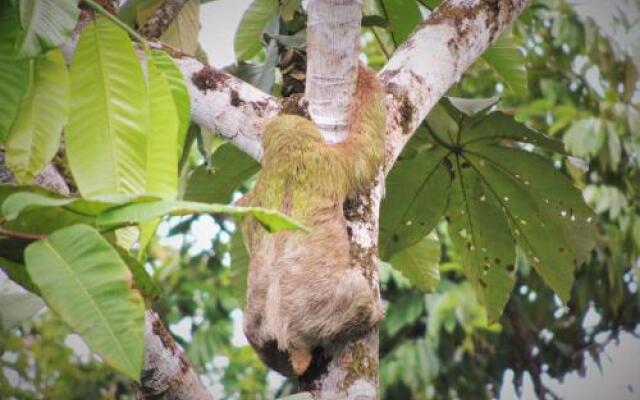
239;66;385;376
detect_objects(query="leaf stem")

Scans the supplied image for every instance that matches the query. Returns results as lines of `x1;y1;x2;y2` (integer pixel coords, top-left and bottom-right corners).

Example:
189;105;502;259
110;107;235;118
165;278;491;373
82;0;149;49
0;227;46;240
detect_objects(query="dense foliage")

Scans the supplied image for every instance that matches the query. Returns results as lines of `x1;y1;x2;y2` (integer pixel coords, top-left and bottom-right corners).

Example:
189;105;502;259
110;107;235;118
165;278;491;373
0;0;638;399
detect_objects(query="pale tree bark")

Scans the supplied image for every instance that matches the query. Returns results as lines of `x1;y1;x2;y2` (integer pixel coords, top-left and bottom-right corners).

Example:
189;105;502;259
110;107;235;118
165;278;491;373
52;0;531;398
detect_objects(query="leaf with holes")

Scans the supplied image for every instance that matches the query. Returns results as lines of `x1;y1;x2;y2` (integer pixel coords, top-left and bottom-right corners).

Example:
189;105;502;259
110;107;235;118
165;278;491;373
25;224;145;379
380;145;451;260
428;103;597;319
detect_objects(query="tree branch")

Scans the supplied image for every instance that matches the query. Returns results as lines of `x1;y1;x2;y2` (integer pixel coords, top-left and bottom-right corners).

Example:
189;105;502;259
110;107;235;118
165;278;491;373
299;1;381;399
306;0;362;142
136;311;212;400
139;0;190;40
379;0;530;170
174;57;281;160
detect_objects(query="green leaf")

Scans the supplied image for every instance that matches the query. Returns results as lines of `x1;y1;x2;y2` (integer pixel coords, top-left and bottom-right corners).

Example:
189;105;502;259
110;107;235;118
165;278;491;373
481;31;528;96
390;233;441;293
2;191;127;221
144;50;179;199
230;228;249;306
0;1;22;59
137;0;200;55
380;0;421;46
16;0;79;58
24;224;145;379
420;103;597;319
563;118;606;159
280;0;301;21
234;0;279;61
460;110;566;154
151;50;190;157
380;145;451;259
66;17;147;199
184;143;260;204
0;186;91;234
5;48;69;183
447;158;516;321
96;200;307;233
383;292;424;336
0;59;29;140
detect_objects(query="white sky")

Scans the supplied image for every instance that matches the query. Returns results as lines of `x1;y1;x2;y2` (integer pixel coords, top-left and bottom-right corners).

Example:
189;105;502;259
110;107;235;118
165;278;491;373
195;1;640;398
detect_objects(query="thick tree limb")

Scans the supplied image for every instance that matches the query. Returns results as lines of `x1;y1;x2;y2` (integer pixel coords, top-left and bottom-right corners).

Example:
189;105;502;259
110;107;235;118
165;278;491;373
298;1;382;399
175;57;281;160
379;0;530;170
136;311;212;400
306;0;362;142
139;0;190;39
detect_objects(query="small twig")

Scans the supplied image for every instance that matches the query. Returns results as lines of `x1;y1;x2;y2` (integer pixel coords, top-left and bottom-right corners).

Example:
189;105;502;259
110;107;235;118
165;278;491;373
139;0;190;40
82;0;149;49
0;227;46;241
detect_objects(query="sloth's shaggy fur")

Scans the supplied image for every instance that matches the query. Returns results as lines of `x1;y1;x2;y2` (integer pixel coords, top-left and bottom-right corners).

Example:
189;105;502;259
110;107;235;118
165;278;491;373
240;66;386;376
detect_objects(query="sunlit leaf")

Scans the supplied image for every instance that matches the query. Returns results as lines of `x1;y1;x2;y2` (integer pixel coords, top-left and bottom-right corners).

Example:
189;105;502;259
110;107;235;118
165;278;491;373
25;224;145;379
144;50;179;199
96;199;306;233
5;48;69;183
16;0;78;58
151;50;190;157
66;17;147;199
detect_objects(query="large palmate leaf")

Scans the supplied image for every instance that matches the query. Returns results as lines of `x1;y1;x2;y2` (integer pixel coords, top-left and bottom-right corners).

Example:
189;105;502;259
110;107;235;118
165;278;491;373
24;224;145;379
234;0;279;61
184;143;260;204
66;17;147;199
151;50;190;157
380;144;451;260
382;99;596;319
96;200;306;233
5;48;69;183
144;50;179;199
480;31;528;96
16;0;79;58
